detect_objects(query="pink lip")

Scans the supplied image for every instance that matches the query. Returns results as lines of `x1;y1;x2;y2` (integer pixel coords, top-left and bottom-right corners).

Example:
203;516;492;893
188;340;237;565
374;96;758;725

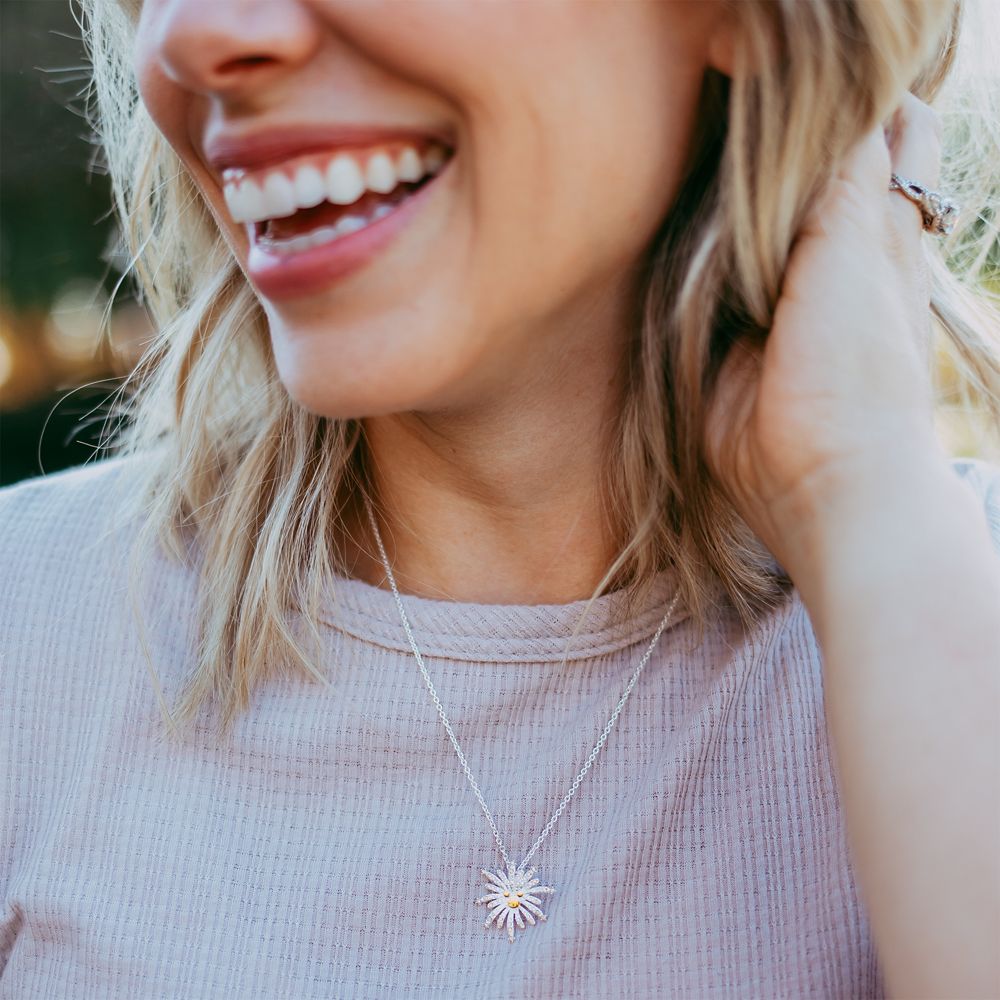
203;122;456;174
245;155;453;301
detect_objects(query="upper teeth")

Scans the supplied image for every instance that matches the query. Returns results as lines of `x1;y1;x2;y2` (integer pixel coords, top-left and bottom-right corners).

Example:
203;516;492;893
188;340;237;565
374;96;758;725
222;143;448;225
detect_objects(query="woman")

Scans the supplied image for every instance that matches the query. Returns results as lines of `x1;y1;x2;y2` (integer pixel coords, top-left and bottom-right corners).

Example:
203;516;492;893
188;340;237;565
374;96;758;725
2;0;998;996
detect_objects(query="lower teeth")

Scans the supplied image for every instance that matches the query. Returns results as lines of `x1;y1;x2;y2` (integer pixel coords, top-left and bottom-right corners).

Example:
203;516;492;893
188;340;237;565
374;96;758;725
257;200;400;256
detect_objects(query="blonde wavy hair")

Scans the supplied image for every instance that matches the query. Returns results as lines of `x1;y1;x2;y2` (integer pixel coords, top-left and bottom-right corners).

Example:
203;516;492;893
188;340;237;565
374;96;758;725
80;0;1000;740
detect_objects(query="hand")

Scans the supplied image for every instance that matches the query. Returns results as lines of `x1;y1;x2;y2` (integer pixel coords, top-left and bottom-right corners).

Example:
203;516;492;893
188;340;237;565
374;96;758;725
703;91;950;579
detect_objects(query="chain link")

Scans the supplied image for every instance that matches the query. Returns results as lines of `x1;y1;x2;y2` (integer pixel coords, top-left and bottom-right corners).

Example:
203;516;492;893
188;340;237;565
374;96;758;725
362;495;682;873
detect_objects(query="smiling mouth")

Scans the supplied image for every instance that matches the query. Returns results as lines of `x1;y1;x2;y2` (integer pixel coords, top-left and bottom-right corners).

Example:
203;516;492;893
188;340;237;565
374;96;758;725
253;181;430;255
225;134;457;299
222;141;452;257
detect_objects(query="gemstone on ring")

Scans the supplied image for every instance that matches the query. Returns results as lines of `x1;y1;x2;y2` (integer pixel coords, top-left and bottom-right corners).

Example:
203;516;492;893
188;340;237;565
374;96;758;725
889;172;959;236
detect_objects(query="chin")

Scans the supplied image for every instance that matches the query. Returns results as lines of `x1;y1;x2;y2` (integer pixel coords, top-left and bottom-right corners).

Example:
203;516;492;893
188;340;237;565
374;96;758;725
269;336;467;421
266;288;492;419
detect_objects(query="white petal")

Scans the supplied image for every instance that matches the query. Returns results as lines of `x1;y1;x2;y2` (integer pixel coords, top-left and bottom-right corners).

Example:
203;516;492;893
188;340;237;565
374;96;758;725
484;873;507;893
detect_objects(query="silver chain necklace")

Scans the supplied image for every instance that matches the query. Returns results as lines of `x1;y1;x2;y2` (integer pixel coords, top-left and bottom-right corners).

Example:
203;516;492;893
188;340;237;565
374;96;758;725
362;494;682;942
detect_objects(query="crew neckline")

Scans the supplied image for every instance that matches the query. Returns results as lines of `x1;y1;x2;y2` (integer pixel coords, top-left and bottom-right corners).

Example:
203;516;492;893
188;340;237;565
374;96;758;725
315;566;688;664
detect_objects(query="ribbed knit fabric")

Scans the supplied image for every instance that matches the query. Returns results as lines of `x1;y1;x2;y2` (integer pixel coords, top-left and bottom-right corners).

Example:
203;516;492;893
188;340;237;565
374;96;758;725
2;454;999;1000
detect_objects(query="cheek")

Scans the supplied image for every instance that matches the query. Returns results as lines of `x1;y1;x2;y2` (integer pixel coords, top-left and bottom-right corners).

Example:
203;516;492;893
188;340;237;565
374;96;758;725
537;13;707;249
132;4;175;129
132;45;196;173
455;14;705;322
304;1;516;102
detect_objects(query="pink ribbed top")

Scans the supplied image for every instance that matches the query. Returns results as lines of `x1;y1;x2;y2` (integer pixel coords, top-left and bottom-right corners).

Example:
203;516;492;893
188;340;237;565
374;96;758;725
2;454;998;998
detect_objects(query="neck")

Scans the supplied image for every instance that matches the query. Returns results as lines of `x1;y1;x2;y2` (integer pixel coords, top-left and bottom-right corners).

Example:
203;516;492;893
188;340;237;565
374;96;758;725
339;312;633;606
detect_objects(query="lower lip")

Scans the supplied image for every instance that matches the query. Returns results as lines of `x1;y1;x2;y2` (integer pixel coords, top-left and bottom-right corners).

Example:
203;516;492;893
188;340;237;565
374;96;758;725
245;158;452;301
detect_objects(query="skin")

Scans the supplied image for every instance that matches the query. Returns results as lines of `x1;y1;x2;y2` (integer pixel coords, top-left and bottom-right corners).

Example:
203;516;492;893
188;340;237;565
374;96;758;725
135;0;731;603
704;107;1000;998
135;2;999;994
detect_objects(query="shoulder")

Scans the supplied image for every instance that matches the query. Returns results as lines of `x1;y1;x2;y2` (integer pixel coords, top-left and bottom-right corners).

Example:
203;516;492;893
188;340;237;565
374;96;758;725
0;451;145;523
0;450;190;773
0;452;161;638
0;454;170;912
0;452;151;564
948;455;1000;552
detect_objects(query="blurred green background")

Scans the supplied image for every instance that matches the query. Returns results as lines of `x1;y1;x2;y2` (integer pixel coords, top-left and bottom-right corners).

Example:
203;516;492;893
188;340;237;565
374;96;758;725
1;0;997;488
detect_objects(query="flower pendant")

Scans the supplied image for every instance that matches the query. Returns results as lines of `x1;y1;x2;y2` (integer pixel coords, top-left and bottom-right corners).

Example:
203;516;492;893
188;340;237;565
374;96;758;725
475;864;556;942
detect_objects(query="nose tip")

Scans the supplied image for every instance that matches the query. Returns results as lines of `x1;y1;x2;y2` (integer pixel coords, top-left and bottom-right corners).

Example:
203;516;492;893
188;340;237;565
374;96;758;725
148;0;321;97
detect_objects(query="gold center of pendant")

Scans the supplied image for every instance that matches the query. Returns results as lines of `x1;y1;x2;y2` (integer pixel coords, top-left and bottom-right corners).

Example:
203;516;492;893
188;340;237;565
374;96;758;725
507;899;520;908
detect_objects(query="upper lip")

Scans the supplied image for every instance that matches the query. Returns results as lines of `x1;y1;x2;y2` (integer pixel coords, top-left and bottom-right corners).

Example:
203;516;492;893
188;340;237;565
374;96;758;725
201;122;456;175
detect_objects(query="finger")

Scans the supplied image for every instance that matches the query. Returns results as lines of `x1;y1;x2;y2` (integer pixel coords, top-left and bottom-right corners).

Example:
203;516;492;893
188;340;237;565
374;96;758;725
883;92;941;362
883;91;944;240
801;120;892;244
809;113;934;374
838;118;893;205
705;335;762;487
883;91;943;187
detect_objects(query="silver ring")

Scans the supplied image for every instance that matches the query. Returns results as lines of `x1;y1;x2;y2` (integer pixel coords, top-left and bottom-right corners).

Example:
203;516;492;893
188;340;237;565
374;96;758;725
889;172;960;236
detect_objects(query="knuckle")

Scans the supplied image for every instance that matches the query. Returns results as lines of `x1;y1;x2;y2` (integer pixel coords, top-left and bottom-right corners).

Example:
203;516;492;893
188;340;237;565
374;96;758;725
916;101;944;142
927;107;944;142
904;91;945;141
